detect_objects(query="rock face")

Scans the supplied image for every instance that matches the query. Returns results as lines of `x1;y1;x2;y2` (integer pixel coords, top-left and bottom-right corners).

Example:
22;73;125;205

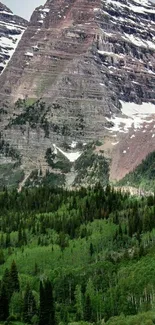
0;0;155;187
0;2;27;74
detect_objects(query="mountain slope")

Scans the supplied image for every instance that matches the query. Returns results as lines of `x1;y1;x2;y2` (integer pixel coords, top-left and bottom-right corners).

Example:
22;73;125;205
0;186;155;324
118;150;155;191
0;2;28;74
0;0;154;187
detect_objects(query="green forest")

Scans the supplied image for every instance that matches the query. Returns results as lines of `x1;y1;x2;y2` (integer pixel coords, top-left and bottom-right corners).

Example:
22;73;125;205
0;185;155;325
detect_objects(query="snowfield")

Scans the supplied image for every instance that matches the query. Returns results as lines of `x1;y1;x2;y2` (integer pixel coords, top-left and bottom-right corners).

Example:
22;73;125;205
53;144;82;162
106;101;155;133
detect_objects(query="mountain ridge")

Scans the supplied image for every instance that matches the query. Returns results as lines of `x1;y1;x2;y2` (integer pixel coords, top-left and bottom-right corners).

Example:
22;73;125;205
0;2;28;74
0;0;154;188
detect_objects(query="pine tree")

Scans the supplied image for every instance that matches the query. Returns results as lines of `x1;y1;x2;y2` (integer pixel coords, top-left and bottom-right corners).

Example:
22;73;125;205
0;234;4;248
39;281;45;325
2;268;11;299
0;284;9;321
23;283;37;323
39;280;56;325
84;295;92;322
0;249;5;265
10;260;20;294
89;243;94;257
5;233;11;248
45;280;55;325
118;224;123;237
60;305;69;324
75;284;83;320
18;226;23;247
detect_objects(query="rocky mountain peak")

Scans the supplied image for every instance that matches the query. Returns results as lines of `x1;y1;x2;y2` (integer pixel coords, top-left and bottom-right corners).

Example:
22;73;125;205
0;0;154;188
0;1;28;74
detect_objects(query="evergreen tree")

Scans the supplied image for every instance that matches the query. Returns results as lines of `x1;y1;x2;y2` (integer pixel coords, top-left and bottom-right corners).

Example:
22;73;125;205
5;233;11;248
0;234;4;248
84;294;92;322
10;260;20;294
18;226;23;247
60;305;69;324
39;280;55;325
0;249;5;265
2;268;10;299
75;284;83;320
39;281;45;325
10;292;23;320
45;280;55;325
89;243;94;257
0;284;9;321
23;283;37;323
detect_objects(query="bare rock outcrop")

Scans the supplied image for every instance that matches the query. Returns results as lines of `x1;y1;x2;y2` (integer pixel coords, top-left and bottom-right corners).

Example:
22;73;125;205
0;0;155;186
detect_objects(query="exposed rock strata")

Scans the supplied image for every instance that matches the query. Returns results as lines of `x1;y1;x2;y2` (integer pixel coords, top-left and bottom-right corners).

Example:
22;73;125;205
0;0;155;184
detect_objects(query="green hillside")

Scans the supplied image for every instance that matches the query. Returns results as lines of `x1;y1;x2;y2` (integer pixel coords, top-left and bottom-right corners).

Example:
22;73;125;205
0;185;154;324
118;151;155;191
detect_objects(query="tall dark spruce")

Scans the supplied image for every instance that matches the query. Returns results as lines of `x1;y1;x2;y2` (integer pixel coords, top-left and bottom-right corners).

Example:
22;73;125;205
39;279;56;325
23;283;37;323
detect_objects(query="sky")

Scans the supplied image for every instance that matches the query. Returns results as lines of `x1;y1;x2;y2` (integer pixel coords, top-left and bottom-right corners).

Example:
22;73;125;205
1;0;46;20
1;0;155;20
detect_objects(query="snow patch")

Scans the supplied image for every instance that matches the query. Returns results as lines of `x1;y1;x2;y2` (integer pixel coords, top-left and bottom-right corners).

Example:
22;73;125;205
0;29;25;75
106;101;155;133
25;52;34;57
0;11;13;16
70;141;77;149
123;33;155;50
53;144;82;162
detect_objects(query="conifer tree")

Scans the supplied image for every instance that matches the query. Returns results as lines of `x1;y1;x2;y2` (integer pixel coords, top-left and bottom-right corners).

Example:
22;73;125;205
0;234;4;248
84;295;92;322
39;281;45;325
10;260;20;294
23;283;37;323
39;279;55;325
89;243;94;257
75;284;83;320
18;226;23;247
5;233;11;248
0;284;9;321
0;249;5;265
2;268;10;299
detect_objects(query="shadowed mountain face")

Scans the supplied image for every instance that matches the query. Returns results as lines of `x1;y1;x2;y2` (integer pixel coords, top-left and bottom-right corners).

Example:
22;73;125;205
0;2;27;74
0;0;154;188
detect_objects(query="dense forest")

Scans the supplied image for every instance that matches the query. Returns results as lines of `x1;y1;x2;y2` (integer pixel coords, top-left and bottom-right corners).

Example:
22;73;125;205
0;185;154;325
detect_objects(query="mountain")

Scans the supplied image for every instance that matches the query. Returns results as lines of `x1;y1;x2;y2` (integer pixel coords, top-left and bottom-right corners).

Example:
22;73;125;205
118;150;155;191
0;0;155;188
0;2;28;74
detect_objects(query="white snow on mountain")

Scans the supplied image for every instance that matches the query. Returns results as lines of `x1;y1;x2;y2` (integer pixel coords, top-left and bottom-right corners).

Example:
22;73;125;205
53;144;82;162
106;102;155;133
0;4;27;74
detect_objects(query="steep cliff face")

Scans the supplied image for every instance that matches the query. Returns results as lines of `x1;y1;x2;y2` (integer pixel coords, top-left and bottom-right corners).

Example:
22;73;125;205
0;0;155;188
0;2;27;74
96;0;155;180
